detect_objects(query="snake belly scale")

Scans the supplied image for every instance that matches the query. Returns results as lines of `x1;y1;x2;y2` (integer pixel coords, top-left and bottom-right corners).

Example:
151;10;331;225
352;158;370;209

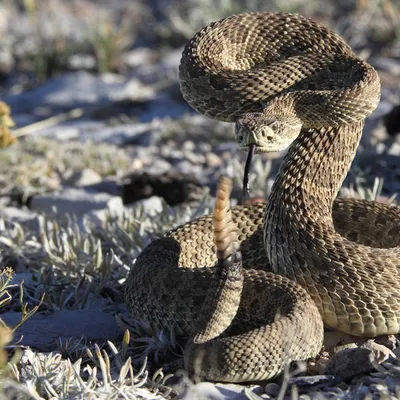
124;12;400;382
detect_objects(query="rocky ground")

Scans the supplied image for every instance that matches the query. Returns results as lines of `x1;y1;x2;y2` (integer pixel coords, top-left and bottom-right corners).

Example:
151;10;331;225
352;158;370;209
1;1;400;399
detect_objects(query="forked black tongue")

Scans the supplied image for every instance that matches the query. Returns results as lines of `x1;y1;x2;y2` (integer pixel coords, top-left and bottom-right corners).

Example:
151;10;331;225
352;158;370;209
241;144;256;204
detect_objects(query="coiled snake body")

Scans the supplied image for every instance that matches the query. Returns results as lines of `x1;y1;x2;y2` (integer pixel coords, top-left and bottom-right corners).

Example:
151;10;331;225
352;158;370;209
125;12;400;382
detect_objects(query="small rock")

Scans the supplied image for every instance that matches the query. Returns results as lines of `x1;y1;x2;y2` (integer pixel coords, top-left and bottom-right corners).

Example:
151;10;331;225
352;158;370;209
175;160;204;177
180;382;263;400
0;207;40;232
362;341;396;362
1;308;122;351
206;152;223;168
325;348;376;380
265;382;281;397
84;178;121;196
29;187;123;216
185;152;206;165
66;168;102;187
217;383;263;399
162;148;184;164
179;382;226;400
288;375;340;388
182;140;196;151
86;205;125;227
136;196;164;216
146;159;172;175
199;143;212;153
131;158;144;171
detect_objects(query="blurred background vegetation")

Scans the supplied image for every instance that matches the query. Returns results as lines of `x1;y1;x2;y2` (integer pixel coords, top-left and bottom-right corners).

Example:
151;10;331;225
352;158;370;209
0;0;398;85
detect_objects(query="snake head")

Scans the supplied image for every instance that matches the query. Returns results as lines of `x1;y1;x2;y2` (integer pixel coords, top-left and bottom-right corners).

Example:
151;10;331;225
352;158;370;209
235;112;302;153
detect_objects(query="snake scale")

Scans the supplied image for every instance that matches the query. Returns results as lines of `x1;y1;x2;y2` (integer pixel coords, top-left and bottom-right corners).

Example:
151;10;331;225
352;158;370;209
125;12;400;382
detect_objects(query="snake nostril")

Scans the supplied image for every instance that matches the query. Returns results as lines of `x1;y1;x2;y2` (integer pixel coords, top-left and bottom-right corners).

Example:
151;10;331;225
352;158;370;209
236;134;244;143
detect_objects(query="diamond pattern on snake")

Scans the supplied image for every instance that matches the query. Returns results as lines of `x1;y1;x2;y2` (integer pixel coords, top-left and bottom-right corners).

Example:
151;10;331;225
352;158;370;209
125;12;400;382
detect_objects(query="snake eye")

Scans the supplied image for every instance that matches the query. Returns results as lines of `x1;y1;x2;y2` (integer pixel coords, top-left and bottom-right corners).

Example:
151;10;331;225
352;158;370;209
236;134;243;143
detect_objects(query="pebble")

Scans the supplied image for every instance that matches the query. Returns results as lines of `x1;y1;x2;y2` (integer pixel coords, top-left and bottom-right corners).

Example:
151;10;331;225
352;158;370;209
175;160;204;177
182;140;196;151
65;168;102;187
185;152;206;164
325;348;376;380
131;158;144;171
206;152;223;168
145;158;173;175
264;382;281;397
199;142;213;153
180;382;233;400
134;196;164;216
375;335;397;350
163;148;187;164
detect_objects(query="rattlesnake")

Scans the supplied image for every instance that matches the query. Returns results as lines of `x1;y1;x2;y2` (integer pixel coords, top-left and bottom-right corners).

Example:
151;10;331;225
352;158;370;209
124;12;400;382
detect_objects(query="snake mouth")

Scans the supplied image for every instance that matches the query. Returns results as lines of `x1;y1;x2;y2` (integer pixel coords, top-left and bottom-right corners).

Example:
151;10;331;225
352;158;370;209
241;144;256;204
240;144;278;153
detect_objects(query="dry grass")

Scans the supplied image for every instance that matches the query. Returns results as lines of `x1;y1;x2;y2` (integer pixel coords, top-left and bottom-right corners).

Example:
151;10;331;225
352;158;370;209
0;136;398;398
0;136;133;202
0;185;211;398
0;0;399;398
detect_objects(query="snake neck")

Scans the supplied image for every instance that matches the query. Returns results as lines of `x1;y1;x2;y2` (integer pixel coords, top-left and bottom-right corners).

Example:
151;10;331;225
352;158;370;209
268;121;363;221
264;121;363;269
